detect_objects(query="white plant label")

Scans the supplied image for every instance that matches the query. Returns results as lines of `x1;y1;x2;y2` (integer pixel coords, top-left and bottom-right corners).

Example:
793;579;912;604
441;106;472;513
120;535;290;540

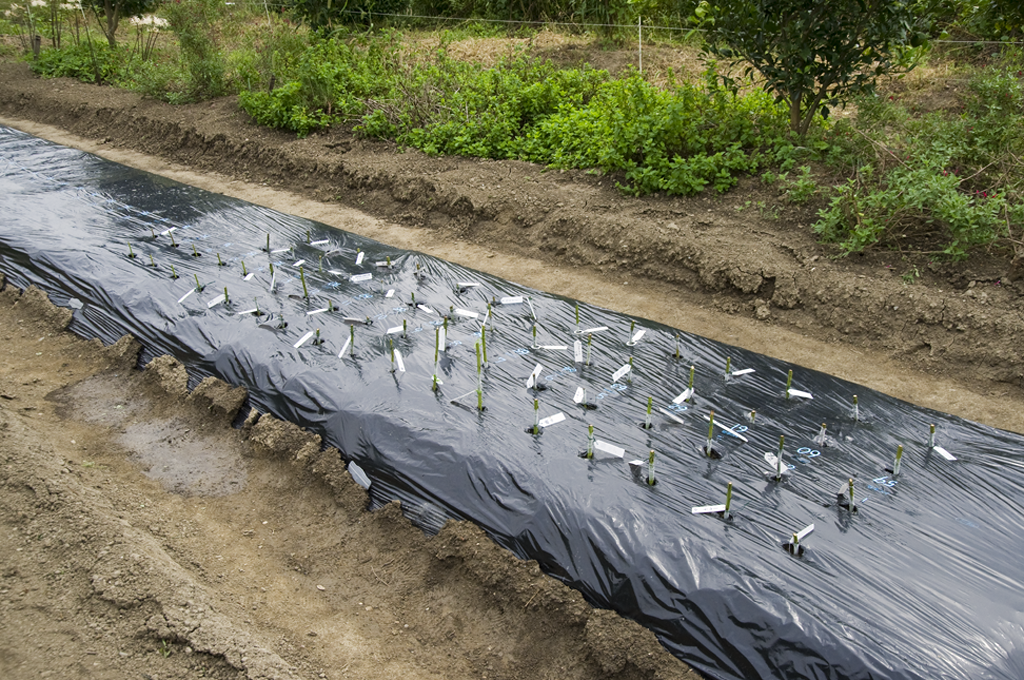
437;327;447;351
731;368;755;377
538;412;566;428
612;364;631;383
343;317;364;325
269;272;277;292
457;282;480;288
310;239;329;246
455;308;479;319
703;415;749;442
292;259;306;268
795;524;815;541
350;273;373;283
177;289;195;304
294;331;315;348
355;252;364;265
236;308;259;316
417;304;436;315
207;293;227;308
573;387;585;404
394;349;406;373
672;388;694;404
375;261;389;267
307;308;328;316
580;326;609;334
594;441;625;458
500;295;524;305
271;248;290;254
628;329;646;345
160;226;177;236
691;504;727;515
387;326;403;335
658;408;685;424
337;338;350;357
765;452;780;468
788;388;814;400
385;289;395;298
328;270;345;276
540;345;568;351
573;340;583;364
243;272;255;281
933;446;957;461
526;363;544;389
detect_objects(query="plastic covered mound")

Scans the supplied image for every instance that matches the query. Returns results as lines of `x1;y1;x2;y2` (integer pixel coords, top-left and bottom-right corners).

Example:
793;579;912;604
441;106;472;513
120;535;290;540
3;125;1024;680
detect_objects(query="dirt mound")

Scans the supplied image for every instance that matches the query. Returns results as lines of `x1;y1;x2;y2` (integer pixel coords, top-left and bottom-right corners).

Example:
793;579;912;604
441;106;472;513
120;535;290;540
2;61;1023;415
0;281;698;680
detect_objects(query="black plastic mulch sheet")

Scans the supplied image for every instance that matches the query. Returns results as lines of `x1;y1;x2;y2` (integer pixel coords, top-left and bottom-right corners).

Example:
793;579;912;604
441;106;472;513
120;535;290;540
3;126;1024;680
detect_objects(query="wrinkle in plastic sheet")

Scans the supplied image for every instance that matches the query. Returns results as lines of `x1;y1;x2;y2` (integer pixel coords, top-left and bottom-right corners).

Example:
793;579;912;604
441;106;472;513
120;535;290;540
3;125;1024;680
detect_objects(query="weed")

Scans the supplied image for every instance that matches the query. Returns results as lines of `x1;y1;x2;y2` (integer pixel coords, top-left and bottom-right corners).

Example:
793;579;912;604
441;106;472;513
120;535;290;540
159;640;171;658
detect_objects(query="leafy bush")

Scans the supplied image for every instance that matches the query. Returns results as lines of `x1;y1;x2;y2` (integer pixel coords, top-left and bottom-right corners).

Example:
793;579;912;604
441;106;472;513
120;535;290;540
30;40;125;83
163;0;226;100
813;56;1024;258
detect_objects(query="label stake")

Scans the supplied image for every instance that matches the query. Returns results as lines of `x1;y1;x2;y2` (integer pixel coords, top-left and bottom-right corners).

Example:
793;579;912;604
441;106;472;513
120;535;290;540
706;410;715;456
814;423;827;447
893;444;904;476
476;342;484;411
748;409;756;423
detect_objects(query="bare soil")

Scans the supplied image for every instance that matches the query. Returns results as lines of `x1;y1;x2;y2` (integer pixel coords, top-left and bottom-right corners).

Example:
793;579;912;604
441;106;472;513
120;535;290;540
0;279;698;680
3;54;1024;680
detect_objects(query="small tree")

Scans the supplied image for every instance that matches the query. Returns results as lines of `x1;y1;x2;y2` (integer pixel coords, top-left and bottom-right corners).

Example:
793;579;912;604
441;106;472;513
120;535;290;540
89;0;157;48
692;0;927;136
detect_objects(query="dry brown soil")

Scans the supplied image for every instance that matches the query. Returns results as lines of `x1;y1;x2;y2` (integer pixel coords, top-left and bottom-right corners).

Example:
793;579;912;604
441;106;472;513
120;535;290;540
2;56;1024;680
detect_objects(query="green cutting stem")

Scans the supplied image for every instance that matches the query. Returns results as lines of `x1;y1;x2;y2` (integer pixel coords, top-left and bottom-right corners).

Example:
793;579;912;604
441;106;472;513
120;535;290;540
194;274;202;292
724;482;733;517
128;243;135;258
241;260;247;276
481;326;488;363
299;266;309;299
533;399;539;435
587;424;594;459
223;286;229;304
170;264;178;279
785;369;793;399
644;396;653;429
217;253;224;266
647;450;656;486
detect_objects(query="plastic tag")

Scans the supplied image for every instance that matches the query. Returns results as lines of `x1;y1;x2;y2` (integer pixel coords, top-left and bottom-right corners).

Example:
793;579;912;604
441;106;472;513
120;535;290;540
672;388;693;404
628;329;646;345
243;272;255;281
538;413;565;428
580;326;609;334
731;368;755;376
573;387;584;404
387;326;403;335
355;252;364;265
385;289;395;298
612;364;631;383
310;239;329;246
177;289;195;304
692;504;727;515
526;363;543;389
455;309;479;319
658;408;685;425
271;248;290;254
350;273;373;283
933;446;957;461
394;349;405;373
788;389;813;400
417;304;436;315
594;441;625;458
500;296;524;305
573;340;583;363
207;293;226;308
292;259;306;268
236;308;259;316
337;338;350;357
307;308;329;316
294;330;315;348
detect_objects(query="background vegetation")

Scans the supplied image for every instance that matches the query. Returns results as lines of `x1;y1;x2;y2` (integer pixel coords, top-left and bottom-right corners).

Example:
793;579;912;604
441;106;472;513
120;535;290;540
1;0;1022;261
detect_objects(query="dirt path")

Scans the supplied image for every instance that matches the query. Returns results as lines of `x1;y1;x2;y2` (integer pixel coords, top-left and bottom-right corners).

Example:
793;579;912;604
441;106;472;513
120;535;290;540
0;280;697;680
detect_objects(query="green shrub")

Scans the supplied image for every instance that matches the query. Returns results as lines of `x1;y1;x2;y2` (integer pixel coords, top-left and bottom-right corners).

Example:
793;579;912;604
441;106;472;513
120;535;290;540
30;41;125;84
